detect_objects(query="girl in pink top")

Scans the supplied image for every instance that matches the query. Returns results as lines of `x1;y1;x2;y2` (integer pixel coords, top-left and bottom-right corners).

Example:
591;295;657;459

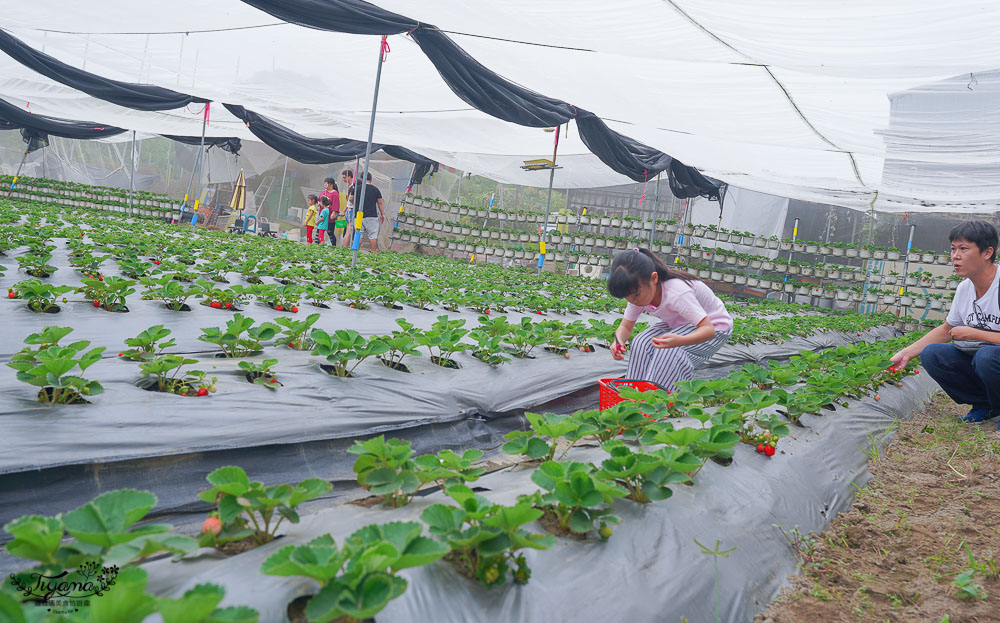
608;248;733;391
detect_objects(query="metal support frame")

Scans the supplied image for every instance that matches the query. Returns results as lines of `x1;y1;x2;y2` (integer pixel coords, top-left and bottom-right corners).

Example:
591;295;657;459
128;130;136;216
351;37;388;267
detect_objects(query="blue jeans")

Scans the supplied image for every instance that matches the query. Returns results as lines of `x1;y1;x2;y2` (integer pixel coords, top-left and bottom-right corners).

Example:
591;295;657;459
921;344;1000;410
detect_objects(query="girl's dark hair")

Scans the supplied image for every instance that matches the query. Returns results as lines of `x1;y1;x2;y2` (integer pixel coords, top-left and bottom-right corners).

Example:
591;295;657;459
324;177;338;190
949;220;998;263
307;194;318;204
320;196;331;207
607;248;697;299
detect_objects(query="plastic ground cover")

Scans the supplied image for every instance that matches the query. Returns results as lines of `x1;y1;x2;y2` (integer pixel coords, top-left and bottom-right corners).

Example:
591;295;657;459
126;367;939;623
0;239;902;531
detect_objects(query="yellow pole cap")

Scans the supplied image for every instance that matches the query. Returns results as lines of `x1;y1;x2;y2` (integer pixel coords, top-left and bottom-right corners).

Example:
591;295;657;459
539;241;546;255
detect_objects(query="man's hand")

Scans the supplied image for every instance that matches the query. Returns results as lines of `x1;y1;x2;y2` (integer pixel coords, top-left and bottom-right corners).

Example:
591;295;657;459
888;348;913;371
651;334;685;349
379;213;385;223
950;325;981;341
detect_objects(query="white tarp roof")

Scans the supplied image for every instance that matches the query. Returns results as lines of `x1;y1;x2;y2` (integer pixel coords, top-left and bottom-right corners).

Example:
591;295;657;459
3;0;1000;212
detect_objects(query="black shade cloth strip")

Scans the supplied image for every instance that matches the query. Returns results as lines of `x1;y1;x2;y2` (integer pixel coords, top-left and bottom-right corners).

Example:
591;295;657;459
0;97;125;146
161;135;243;155
0;28;208;112
224;104;436;184
238;0;723;197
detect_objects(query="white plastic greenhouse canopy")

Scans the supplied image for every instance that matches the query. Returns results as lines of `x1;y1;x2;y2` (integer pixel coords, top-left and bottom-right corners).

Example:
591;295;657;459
3;0;1000;212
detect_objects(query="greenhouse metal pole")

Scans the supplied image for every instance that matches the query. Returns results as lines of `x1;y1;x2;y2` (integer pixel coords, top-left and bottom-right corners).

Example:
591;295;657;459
276;156;289;222
538;125;561;276
456;170;462;205
176;103;209;224
192;103;209;226
899;224;916;315
648;173;661;247
128;131;136;217
6;148;29;197
352;36;389;269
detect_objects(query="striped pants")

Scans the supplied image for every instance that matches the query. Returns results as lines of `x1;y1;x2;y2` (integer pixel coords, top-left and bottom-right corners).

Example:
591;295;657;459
625;322;731;392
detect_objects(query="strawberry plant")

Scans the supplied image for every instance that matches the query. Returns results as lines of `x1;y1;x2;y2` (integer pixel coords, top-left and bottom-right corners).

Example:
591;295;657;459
68;252;108;278
311;328;388;377
238;358;281;389
275;312;321;349
520;461;624;538
505;317;549;358
7;326;105;404
122;324;175;361
260;522;447;623
15;250;57;277
3;489;196;574
198;313;280;357
596;440;690;503
468;330;510;366
156;583;260;623
415;315;470;368
11;279;72;313
76;275;135;312
195;278;248;310
503;412;598;462
197;466;331;548
373;319;422;371
141;275;203;310
412;448;485;488
421;485;555;587
139;355;216;396
349;436;423;507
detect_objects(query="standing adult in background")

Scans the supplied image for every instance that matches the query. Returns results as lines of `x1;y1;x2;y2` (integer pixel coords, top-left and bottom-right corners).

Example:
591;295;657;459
890;221;1000;426
319;178;340;246
341;169;355;247
319;178;340;224
347;172;385;253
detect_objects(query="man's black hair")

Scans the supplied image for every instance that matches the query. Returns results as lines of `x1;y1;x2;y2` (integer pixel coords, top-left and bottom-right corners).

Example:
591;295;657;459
949;220;998;262
341;169;354;179
365;172;373;182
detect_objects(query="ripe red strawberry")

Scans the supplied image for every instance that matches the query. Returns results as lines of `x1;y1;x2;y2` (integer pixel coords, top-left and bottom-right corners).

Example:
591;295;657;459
201;516;222;536
180;392;187;397
874;395;881;401
153;260;161;265
275;305;284;311
98;276;103;281
197;387;209;397
914;370;919;374
291;306;298;313
93;300;100;307
210;301;221;309
536;311;542;315
485;310;490;314
118;353;123;357
7;291;15;299
756;444;765;453
349;304;355;308
288;342;295;348
224;302;231;309
668;402;674;407
764;445;776;457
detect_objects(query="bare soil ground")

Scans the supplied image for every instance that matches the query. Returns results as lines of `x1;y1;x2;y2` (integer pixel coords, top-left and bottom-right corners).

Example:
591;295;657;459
757;393;1000;623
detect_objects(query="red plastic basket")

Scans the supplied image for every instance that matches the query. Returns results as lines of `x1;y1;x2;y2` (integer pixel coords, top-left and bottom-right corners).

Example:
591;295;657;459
598;378;665;411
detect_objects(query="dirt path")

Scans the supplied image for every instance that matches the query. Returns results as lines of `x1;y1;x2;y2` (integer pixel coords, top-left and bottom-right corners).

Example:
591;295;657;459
757;393;1000;623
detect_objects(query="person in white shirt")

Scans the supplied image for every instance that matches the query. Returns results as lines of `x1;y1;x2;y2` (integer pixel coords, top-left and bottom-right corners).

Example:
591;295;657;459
890;221;1000;425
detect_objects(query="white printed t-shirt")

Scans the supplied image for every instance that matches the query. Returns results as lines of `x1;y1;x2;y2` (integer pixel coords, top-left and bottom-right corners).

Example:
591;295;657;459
946;265;1000;331
623;278;733;332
